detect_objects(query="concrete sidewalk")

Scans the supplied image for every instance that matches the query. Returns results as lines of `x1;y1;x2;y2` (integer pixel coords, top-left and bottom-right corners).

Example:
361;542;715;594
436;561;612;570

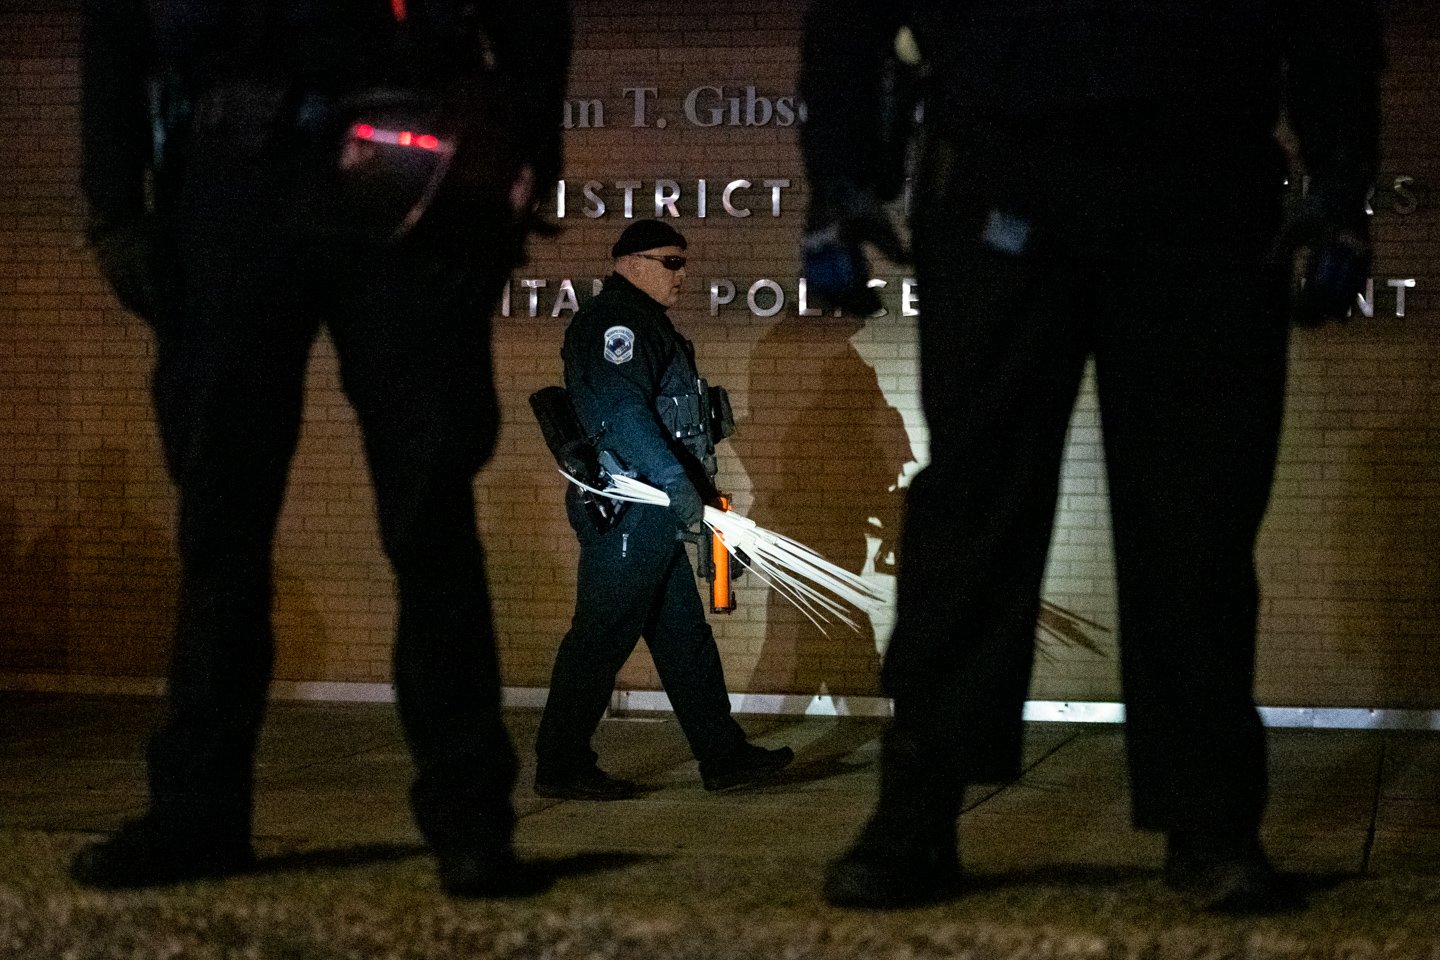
3;692;1440;958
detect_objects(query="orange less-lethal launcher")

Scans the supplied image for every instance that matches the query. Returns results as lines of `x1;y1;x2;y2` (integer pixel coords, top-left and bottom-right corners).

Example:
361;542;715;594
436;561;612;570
683;494;739;614
710;495;737;614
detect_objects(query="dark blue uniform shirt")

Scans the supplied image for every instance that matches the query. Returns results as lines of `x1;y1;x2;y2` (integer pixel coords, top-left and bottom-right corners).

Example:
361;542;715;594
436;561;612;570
563;273;716;491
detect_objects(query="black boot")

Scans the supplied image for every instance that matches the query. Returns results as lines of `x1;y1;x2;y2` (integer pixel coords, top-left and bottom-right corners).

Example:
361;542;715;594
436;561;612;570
70;815;256;889
534;765;639;801
823;791;963;909
699;743;795;792
1164;829;1287;913
436;842;553;898
412;783;550;898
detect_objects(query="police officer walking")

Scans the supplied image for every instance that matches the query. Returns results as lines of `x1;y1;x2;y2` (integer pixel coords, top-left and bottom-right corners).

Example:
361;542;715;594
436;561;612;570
73;0;571;897
534;220;794;800
799;0;1382;912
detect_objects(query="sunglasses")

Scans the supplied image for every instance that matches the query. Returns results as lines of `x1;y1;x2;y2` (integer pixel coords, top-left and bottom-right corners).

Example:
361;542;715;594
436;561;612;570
636;254;688;271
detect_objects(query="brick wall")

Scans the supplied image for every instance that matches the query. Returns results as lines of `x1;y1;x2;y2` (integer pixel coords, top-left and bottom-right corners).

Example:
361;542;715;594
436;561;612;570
1;1;1436;708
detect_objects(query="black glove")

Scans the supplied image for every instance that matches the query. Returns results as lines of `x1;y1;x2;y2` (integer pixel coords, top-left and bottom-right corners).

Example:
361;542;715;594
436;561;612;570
1273;183;1372;328
731;547;750;580
802;176;910;316
91;215;164;326
661;474;704;530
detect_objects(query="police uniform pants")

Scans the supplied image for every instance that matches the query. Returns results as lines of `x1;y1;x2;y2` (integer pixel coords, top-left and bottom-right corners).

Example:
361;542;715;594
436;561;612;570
535;500;747;776
880;198;1291;834
142;118;518;853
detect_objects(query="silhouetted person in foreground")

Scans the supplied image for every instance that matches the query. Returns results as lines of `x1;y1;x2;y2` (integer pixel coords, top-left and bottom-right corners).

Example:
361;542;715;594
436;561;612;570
800;0;1382;912
74;0;570;897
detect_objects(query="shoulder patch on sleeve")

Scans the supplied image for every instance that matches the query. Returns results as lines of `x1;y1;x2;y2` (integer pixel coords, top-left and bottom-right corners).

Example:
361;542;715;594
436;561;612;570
604;325;635;365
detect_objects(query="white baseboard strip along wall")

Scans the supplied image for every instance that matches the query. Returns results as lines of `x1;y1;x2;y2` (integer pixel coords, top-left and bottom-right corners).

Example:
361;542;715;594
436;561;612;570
6;673;1440;731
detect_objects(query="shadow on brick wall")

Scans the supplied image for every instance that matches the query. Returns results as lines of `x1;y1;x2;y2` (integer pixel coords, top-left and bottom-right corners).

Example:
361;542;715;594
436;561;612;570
272;562;330;682
1;445;177;676
732;316;915;697
1329;423;1440;708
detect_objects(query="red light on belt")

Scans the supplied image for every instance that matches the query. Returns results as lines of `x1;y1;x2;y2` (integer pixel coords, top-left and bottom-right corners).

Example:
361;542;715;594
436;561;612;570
347;124;451;153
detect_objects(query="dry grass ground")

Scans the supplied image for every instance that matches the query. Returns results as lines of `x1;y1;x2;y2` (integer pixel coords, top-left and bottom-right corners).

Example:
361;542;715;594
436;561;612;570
5;830;1440;960
6;697;1440;959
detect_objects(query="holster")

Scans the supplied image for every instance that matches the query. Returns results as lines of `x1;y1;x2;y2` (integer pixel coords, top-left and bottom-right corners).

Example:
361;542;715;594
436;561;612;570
707;384;735;443
529;386;625;533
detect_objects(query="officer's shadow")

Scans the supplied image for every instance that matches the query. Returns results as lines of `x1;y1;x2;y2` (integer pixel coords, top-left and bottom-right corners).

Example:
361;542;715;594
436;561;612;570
729;314;916;783
0;443;327;677
0;444;178;674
